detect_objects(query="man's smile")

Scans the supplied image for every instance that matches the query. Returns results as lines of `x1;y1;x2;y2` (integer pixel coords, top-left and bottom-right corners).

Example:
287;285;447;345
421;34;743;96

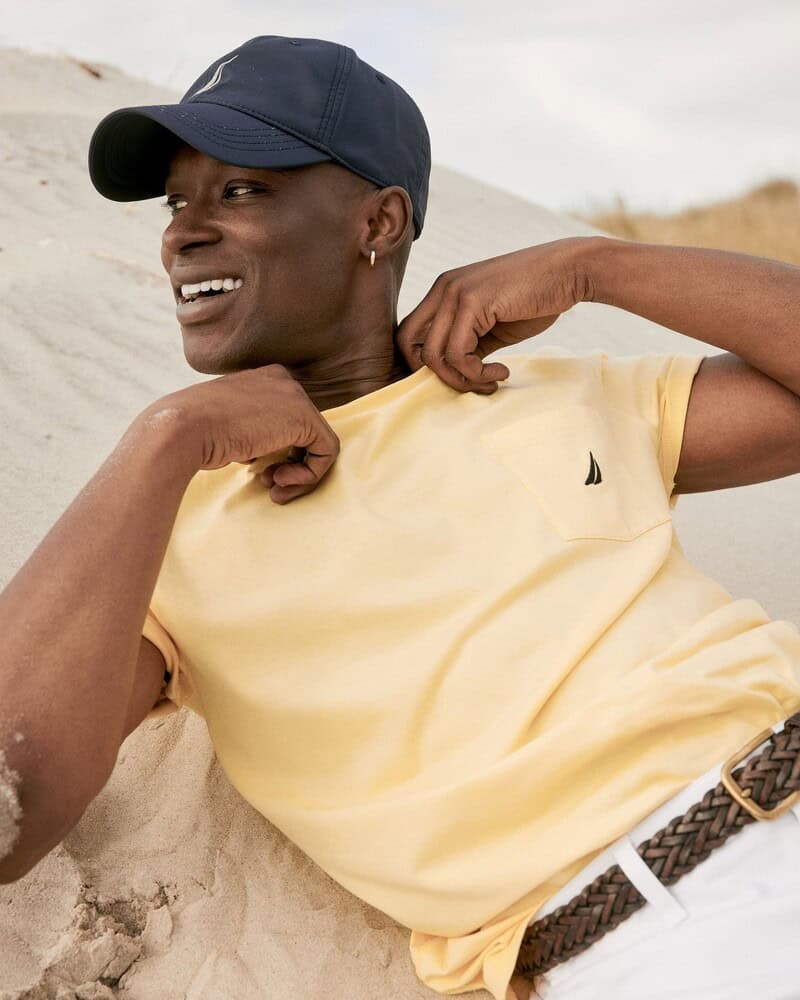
178;277;244;303
171;271;245;305
175;282;245;323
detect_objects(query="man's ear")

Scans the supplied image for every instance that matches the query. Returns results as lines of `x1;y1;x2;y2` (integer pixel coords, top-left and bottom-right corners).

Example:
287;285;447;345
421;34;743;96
361;185;414;259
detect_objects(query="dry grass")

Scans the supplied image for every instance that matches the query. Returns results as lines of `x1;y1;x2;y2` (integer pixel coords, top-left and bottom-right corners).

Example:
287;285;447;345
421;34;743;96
579;178;800;266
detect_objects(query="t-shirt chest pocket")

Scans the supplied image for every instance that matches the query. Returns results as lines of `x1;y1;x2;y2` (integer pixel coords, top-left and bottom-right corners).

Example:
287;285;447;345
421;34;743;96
478;402;672;542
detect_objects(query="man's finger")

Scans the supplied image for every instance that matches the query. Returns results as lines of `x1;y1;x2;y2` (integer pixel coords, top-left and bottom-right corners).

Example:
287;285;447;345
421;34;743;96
402;326;427;372
269;483;308;505
272;462;315;487
423;301;504;393
259;462;280;487
297;445;338;487
444;303;510;388
396;292;443;371
417;295;471;392
443;303;482;382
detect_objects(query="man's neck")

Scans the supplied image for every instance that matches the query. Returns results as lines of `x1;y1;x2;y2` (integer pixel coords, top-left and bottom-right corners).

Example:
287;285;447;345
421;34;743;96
288;341;415;413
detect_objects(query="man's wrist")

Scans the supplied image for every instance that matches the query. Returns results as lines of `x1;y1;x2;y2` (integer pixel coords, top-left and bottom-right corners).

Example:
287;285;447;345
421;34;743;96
570;234;632;306
127;401;204;484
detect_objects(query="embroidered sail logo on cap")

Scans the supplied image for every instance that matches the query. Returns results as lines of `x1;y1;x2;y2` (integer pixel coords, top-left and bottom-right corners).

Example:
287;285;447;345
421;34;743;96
584;450;602;485
189;54;239;99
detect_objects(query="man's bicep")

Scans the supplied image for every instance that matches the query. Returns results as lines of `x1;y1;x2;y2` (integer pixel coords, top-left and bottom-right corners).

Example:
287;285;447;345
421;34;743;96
122;636;172;740
122;607;186;736
673;353;800;495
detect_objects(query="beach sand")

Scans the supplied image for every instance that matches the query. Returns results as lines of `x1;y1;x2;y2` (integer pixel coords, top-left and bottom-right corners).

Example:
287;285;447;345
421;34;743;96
0;748;23;866
1;46;796;1000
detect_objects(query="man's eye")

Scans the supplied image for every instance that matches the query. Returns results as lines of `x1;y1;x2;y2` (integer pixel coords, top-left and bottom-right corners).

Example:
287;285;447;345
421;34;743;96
161;197;186;215
160;186;261;216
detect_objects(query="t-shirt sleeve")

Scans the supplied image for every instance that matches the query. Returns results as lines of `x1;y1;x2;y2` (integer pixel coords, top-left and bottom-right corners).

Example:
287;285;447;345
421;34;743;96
141;606;185;720
600;351;706;509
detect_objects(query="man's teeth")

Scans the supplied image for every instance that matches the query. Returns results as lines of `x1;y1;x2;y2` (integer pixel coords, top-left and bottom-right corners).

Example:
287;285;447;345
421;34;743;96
180;277;243;302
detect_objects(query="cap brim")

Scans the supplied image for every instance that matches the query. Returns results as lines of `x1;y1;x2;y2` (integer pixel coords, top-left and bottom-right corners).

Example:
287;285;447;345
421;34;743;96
88;102;334;201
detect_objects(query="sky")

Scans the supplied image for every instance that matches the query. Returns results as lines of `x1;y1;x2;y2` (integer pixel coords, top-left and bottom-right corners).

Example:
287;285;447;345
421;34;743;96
4;0;799;216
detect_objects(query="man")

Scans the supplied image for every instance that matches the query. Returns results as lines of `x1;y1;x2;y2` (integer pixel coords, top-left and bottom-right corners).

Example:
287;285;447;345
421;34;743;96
1;33;799;1000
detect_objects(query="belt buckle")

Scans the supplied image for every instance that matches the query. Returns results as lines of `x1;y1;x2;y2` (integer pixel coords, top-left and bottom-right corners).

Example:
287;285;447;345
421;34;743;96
720;725;800;821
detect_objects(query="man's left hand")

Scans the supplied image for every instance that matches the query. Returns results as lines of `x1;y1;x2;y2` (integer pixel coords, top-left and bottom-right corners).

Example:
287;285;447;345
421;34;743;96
395;237;591;394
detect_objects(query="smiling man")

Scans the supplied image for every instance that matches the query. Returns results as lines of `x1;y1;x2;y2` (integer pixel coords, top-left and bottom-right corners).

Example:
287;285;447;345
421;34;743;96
89;33;424;413
2;32;800;1000
162;145;416;407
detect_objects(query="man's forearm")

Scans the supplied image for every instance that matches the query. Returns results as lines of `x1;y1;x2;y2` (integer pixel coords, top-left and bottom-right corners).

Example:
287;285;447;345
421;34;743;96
578;236;800;398
0;407;199;881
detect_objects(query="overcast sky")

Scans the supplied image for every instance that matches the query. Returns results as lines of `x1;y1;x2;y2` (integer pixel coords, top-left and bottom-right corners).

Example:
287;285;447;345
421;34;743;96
4;0;799;216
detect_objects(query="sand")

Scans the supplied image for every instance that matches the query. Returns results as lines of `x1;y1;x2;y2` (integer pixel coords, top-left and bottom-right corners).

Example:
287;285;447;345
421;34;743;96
1;46;797;1000
0;747;23;864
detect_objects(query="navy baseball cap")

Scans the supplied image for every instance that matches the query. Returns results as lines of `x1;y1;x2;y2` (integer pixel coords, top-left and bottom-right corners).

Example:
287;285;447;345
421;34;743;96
88;35;431;239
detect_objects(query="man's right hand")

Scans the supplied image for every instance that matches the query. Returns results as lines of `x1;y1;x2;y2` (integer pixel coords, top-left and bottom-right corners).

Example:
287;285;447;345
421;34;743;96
143;363;341;505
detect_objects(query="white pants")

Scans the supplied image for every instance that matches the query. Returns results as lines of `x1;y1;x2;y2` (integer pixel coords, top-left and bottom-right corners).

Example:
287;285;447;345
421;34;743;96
527;719;800;1000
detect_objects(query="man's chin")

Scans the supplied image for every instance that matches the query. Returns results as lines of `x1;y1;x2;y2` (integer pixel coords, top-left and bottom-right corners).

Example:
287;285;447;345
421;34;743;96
181;338;248;376
180;322;291;374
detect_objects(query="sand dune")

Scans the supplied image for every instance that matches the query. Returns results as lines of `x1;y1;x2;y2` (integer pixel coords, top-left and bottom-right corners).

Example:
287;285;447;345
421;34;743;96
1;48;797;1000
584;178;800;267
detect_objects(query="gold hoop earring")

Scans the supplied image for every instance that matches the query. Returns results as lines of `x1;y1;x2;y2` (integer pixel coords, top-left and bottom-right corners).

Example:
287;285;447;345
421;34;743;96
369;249;376;268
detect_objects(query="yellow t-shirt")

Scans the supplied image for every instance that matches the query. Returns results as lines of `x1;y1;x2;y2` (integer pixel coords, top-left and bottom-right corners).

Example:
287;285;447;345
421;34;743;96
142;347;800;1000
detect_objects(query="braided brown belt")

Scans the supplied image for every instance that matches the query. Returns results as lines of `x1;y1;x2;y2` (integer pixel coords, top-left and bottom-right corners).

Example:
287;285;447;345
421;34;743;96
515;710;800;982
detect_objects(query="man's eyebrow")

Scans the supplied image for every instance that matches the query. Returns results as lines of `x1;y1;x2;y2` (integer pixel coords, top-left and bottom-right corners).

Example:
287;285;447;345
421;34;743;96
270;167;300;181
163;167;297;188
222;167;298;182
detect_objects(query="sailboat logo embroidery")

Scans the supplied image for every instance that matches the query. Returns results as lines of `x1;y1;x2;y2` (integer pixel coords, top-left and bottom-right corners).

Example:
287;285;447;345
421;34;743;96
584;450;602;485
189;54;238;99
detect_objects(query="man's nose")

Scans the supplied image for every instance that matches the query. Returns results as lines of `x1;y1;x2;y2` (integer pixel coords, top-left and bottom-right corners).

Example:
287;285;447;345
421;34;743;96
161;203;221;255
